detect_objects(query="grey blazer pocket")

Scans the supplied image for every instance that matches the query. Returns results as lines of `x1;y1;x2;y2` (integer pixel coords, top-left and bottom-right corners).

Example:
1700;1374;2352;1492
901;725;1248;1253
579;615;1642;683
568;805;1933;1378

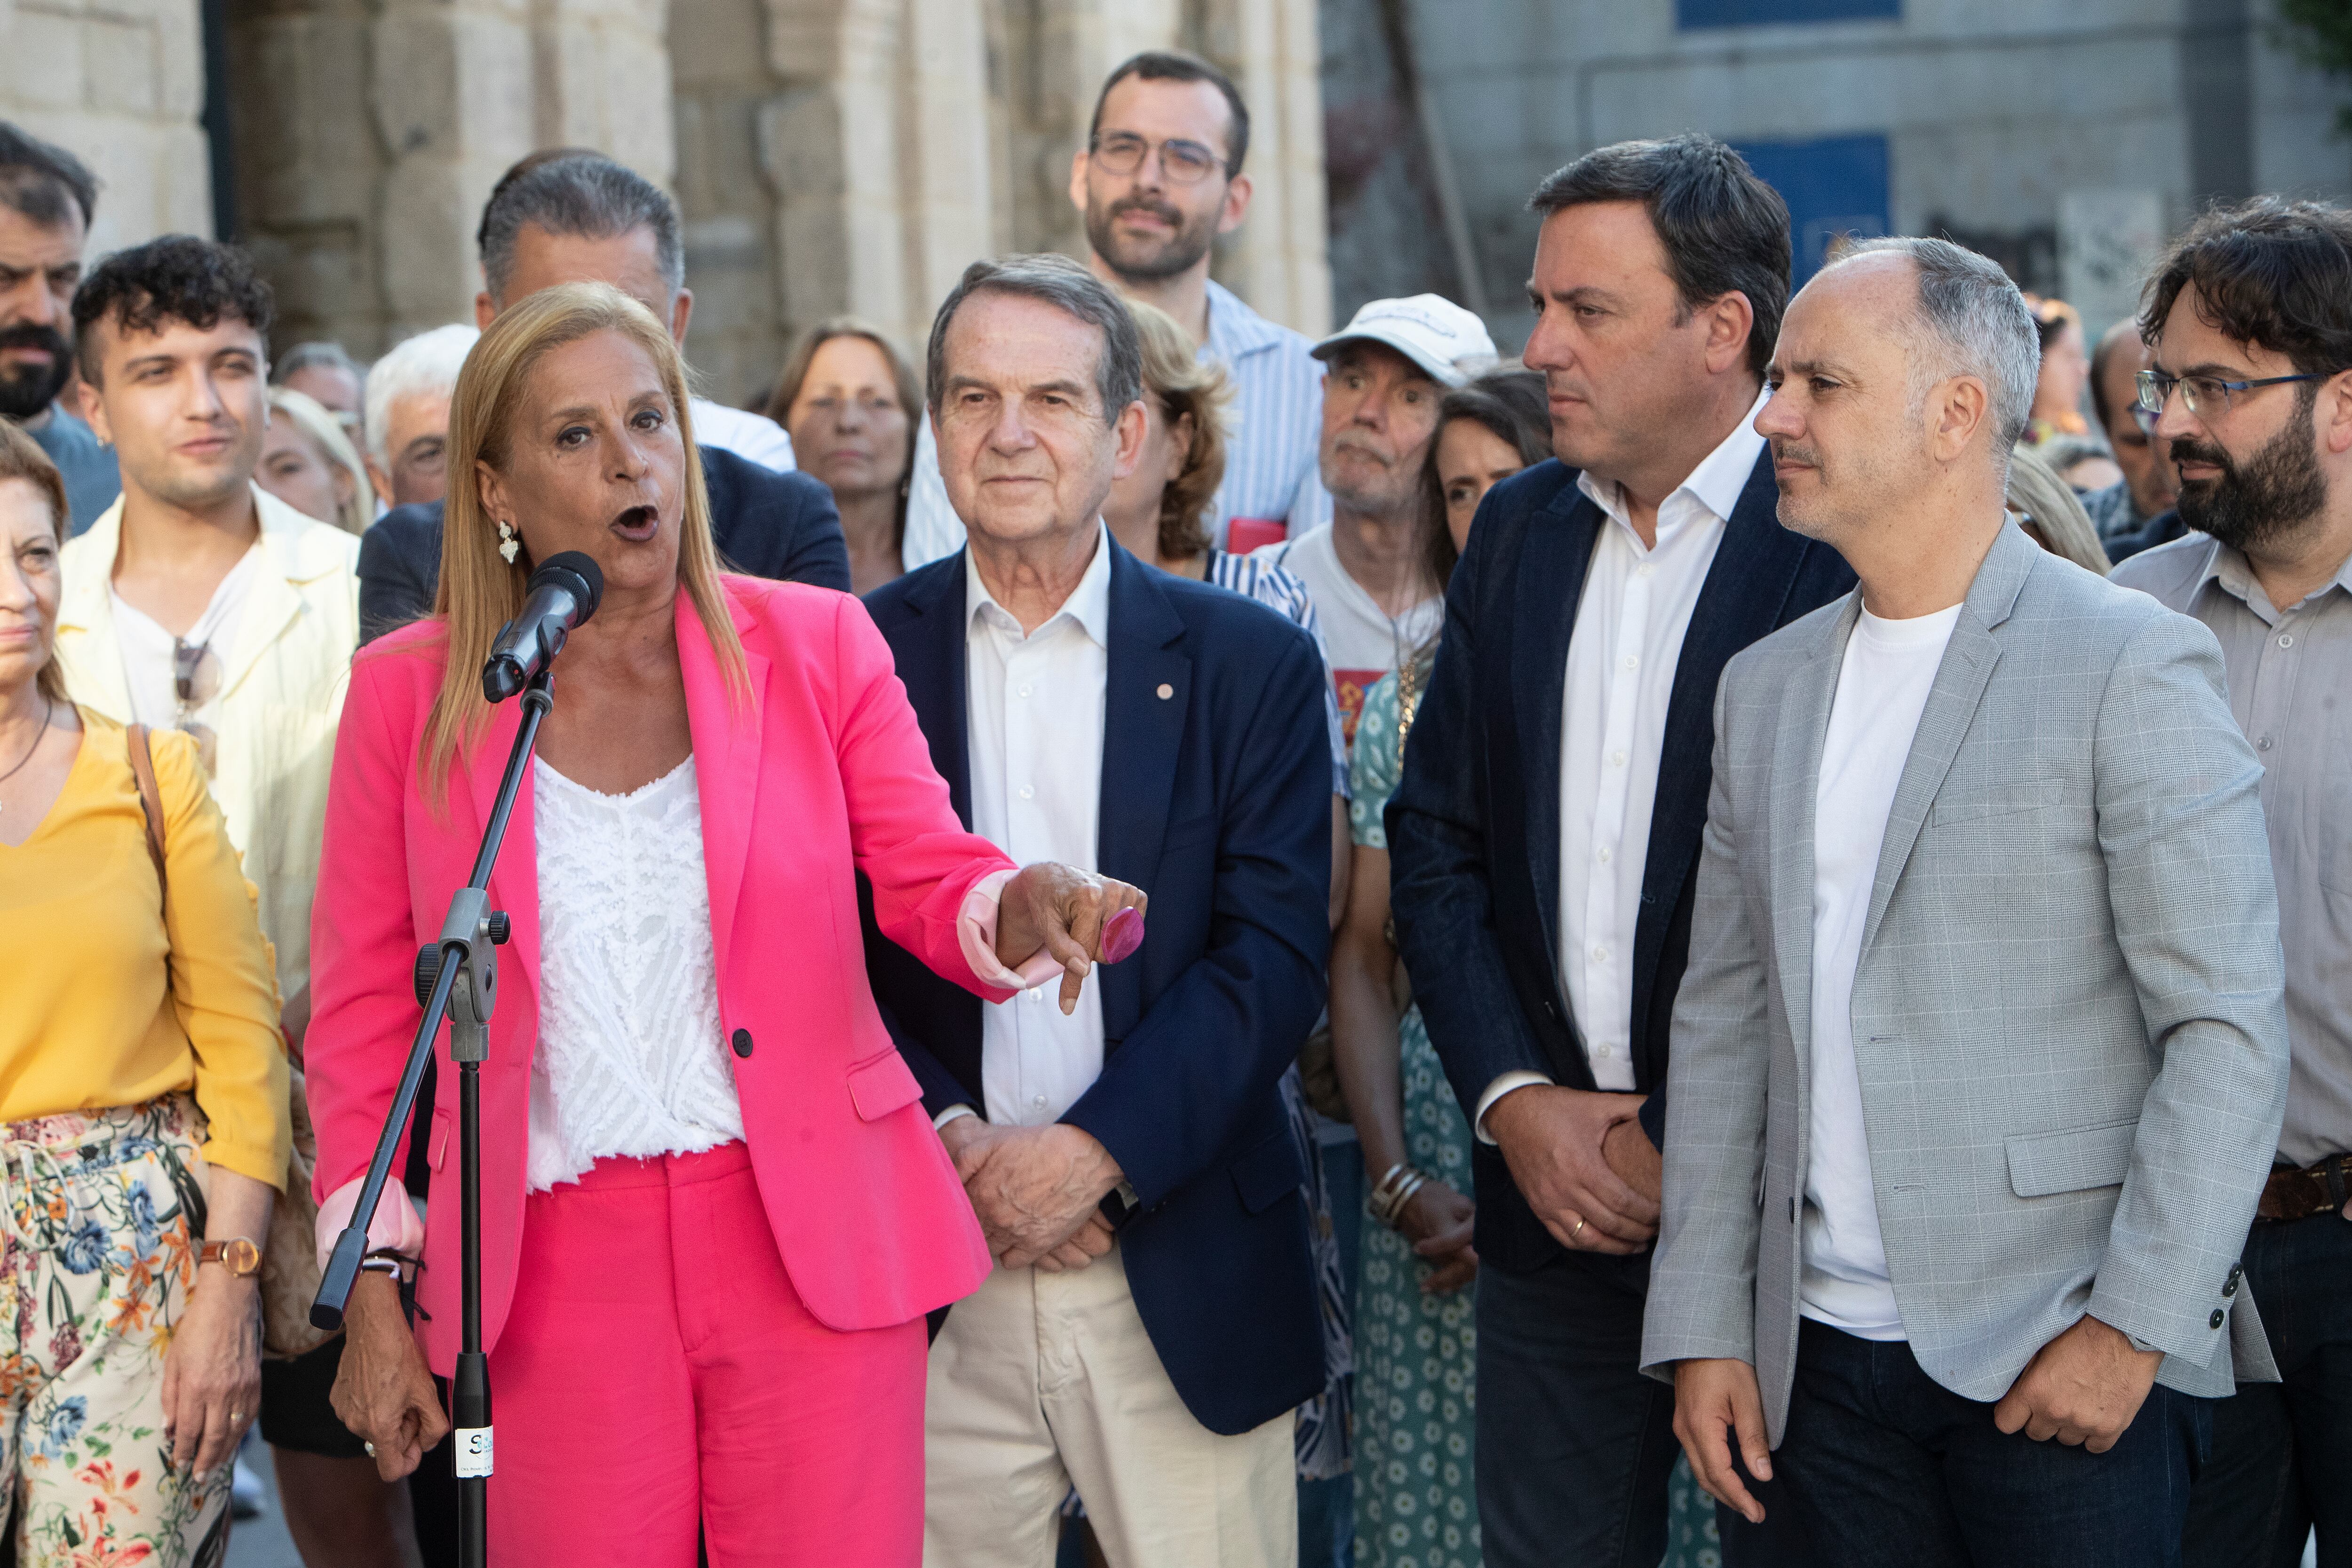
1929;777;2064;825
2006;1119;2137;1198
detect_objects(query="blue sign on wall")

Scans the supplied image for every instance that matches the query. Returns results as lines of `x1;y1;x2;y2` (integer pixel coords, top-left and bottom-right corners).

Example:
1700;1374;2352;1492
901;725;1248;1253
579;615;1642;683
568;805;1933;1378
1734;134;1892;284
1678;0;1898;28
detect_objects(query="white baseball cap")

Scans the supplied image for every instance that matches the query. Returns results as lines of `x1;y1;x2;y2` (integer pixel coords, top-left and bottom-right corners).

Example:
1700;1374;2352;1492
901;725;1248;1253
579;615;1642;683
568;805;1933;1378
1311;294;1498;388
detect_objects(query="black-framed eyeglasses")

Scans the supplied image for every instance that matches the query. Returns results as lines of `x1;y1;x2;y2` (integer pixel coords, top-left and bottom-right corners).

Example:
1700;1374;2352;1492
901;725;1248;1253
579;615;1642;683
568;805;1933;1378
1089;133;1230;185
2136;368;2330;420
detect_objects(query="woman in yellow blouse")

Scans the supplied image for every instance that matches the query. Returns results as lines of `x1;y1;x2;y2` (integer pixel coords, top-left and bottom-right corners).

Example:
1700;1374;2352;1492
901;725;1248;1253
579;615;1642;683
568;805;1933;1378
0;420;289;1565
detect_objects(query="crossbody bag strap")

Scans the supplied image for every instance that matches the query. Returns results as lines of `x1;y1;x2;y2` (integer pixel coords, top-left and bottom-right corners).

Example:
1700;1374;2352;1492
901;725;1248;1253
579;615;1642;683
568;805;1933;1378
125;723;168;905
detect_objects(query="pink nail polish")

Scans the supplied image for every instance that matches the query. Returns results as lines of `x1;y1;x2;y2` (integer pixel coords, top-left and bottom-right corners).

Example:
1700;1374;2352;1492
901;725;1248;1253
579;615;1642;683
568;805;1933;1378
1100;907;1144;964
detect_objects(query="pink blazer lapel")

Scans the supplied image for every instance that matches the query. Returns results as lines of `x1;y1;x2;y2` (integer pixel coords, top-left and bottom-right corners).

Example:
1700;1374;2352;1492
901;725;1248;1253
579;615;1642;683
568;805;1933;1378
464;697;543;1009
678;588;770;985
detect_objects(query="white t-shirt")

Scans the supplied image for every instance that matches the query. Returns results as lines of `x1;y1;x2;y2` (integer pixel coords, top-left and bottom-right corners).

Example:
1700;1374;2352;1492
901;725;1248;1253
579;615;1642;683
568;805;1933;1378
1257;524;1441;751
110;546;266;738
1799;600;1964;1342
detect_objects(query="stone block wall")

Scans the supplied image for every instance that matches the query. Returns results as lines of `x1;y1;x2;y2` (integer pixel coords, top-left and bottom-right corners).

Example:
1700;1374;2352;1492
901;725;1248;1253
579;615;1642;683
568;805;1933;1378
223;0;675;358
674;0;1330;417
0;0;213;253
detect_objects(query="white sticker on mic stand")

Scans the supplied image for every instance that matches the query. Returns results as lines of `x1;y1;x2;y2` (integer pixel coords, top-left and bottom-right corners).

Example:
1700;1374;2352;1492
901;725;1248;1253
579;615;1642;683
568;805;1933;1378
455;1427;493;1478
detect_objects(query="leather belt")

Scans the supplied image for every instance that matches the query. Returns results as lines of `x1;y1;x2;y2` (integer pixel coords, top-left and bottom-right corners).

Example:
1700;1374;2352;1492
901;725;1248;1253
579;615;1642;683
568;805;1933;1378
2257;1155;2352;1222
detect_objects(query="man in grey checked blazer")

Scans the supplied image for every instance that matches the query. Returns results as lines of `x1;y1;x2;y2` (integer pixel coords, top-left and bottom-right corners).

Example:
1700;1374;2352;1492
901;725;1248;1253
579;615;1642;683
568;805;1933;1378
1641;237;2291;1568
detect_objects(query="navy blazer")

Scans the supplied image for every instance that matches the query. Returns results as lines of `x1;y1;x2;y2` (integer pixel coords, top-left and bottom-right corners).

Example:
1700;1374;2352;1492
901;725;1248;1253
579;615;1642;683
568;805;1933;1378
1387;452;1855;1275
356;444;851;641
860;539;1331;1436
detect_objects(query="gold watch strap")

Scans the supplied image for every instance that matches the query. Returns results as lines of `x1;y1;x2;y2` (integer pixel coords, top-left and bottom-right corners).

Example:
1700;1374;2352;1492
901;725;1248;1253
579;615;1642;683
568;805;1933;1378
199;1238;264;1277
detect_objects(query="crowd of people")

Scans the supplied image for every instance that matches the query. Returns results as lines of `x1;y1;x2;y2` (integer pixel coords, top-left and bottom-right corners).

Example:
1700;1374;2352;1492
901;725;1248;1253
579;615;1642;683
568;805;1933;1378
0;39;2345;1568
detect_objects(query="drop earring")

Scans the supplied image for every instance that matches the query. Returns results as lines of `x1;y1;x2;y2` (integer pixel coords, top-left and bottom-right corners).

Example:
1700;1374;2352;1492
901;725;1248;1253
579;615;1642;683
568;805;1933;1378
497;520;519;564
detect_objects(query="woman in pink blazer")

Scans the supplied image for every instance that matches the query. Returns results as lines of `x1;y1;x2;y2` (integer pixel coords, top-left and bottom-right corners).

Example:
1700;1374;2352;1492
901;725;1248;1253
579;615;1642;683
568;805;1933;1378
305;283;1142;1566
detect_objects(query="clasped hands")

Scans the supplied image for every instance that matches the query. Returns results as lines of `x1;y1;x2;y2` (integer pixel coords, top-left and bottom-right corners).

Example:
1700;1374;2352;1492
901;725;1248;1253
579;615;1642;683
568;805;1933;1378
1484;1083;1662;1256
942;1117;1122;1271
1675;1310;2164;1525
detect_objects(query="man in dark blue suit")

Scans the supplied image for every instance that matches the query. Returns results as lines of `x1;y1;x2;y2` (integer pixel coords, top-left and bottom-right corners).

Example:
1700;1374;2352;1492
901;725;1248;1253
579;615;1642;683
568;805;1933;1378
1386;137;1853;1568
862;253;1329;1567
356;440;849;639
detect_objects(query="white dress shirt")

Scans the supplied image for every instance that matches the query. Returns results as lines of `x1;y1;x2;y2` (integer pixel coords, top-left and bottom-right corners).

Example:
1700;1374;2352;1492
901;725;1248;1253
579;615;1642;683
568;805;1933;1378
1800;601;1963;1340
965;526;1113;1126
691;397;796;472
1476;400;1766;1138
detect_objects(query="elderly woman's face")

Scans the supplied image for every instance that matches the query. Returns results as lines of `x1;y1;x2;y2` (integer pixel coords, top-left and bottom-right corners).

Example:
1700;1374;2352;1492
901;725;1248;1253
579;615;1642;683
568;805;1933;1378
0;477;62;700
478;329;686;600
257;414;354;526
786;335;911;500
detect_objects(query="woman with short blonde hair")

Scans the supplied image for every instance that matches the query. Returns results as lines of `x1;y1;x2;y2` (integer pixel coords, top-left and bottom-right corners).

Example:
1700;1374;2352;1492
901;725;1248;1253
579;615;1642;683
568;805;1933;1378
307;282;1144;1564
260;385;376;536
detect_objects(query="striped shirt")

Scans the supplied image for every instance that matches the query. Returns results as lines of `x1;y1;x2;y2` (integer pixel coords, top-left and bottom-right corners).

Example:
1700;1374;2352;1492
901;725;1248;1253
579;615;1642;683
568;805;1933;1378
1206;549;1350;799
901;279;1332;570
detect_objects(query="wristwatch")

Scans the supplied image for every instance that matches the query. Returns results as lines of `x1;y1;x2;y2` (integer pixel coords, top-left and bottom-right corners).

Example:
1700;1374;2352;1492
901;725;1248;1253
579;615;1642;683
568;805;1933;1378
199;1238;264;1278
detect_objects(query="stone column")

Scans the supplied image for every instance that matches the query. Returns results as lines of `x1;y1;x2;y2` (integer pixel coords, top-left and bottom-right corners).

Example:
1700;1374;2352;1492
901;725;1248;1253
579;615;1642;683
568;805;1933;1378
224;0;674;356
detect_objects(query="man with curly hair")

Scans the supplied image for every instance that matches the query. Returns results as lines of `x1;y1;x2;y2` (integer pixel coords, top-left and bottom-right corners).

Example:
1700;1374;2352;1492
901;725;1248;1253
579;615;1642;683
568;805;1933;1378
50;233;382;1562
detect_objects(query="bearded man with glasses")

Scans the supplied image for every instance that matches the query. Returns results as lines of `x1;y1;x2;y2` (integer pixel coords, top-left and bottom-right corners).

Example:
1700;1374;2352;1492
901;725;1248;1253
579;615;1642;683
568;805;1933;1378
900;50;1331;568
2110;195;2352;1568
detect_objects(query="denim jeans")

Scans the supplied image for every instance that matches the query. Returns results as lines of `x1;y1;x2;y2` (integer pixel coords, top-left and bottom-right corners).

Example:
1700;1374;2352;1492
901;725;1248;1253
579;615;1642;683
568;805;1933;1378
1777;1318;2210;1568
2183;1211;2352;1568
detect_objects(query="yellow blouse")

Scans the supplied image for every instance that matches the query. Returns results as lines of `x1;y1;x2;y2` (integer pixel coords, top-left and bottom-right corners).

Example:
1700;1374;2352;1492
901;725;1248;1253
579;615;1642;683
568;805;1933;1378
0;710;290;1188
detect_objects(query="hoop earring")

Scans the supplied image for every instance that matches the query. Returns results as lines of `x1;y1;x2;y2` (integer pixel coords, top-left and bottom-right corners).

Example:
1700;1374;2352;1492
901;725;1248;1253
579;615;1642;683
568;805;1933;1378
497;520;520;564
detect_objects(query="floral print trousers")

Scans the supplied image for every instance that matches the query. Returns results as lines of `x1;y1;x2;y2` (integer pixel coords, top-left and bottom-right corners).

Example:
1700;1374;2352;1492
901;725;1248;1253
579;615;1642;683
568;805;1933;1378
0;1093;228;1567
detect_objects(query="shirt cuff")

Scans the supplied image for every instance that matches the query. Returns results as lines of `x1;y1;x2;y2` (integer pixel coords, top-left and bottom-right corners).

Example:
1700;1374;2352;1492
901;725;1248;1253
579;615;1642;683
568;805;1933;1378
934;1104;978;1132
957;867;1068;994
315;1175;429;1274
1474;1071;1556;1145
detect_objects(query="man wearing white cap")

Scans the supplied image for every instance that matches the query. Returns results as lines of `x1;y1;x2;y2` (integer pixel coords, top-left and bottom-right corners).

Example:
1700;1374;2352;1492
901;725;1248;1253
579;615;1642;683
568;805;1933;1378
1257;292;1496;749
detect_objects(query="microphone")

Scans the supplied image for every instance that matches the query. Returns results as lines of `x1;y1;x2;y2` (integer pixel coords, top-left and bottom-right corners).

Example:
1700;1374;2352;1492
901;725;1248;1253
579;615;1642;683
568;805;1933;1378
482;551;604;702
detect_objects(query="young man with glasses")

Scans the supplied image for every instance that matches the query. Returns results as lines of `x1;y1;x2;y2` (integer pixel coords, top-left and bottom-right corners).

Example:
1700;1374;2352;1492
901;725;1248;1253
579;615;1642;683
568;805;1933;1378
2110;195;2352;1568
901;50;1330;566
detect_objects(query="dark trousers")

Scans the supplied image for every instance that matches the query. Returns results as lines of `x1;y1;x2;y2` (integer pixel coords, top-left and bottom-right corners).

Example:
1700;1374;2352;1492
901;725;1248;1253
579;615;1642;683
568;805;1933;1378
1777;1318;2211;1568
2183;1210;2352;1568
1475;1250;1796;1568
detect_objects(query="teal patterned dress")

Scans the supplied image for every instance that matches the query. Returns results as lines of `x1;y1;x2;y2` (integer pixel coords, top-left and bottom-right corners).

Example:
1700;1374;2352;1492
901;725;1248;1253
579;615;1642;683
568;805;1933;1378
1353;672;1722;1568
1349;673;1480;1568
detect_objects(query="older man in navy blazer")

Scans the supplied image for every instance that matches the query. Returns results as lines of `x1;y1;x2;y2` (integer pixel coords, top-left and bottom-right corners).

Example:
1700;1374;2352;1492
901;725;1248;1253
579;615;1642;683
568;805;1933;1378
862;253;1330;1568
1386;137;1854;1568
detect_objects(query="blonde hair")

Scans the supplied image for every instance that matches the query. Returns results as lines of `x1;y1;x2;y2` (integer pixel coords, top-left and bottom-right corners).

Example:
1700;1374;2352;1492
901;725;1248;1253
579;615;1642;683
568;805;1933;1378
0;419;69;708
1125;299;1232;562
266;385;376;535
421;282;747;800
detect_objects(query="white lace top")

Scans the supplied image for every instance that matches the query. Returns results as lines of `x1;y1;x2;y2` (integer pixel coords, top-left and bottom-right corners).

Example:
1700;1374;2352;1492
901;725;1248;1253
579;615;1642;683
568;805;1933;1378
526;757;743;1191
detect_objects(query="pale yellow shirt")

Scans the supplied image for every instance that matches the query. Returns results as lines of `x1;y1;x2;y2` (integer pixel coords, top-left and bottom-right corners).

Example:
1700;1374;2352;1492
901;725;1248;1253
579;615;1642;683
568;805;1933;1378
56;484;362;1010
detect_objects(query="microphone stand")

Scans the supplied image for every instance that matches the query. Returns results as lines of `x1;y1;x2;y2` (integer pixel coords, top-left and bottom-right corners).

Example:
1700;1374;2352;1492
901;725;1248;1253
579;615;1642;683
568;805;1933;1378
312;666;556;1568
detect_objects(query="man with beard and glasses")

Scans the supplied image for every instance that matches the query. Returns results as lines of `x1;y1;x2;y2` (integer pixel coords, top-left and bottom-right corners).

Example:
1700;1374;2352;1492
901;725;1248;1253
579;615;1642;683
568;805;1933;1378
0;121;117;533
2110;196;2352;1568
900;50;1329;569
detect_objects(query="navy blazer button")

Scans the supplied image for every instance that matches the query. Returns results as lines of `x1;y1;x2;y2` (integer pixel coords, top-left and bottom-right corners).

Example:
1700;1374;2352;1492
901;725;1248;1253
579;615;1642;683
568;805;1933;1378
731;1029;754;1058
2210;1309;2226;1329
